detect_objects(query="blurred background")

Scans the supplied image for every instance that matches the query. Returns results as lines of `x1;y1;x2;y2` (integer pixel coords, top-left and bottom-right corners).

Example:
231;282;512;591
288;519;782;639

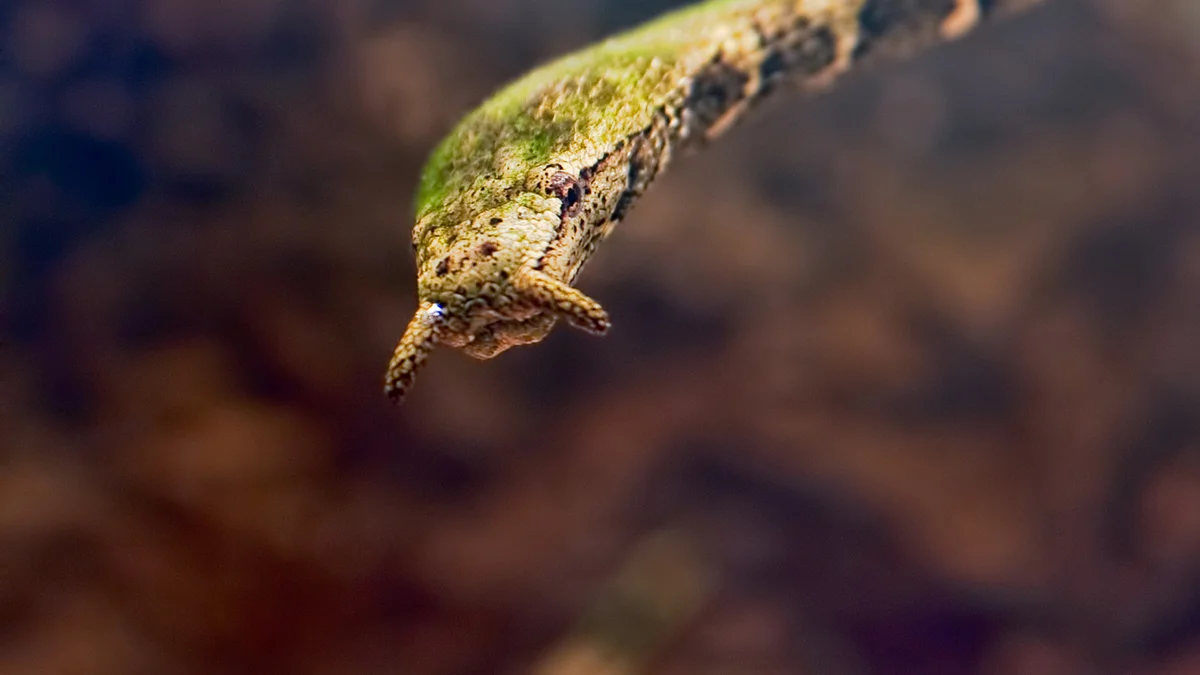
3;0;1200;673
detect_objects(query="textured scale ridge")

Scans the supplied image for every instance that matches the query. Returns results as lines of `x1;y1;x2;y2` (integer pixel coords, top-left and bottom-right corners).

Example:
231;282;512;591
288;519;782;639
385;0;1045;403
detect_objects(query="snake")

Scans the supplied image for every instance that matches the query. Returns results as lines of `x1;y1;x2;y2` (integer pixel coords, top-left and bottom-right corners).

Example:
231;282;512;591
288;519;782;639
385;0;1047;403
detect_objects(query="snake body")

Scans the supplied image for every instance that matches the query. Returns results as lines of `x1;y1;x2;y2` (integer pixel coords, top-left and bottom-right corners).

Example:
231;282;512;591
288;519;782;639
386;0;1044;402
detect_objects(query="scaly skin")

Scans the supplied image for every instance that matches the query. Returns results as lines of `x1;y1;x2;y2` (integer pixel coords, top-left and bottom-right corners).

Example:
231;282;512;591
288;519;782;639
386;0;1046;403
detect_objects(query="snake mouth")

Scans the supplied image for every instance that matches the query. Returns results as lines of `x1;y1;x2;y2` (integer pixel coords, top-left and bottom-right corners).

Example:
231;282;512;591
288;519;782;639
463;312;563;360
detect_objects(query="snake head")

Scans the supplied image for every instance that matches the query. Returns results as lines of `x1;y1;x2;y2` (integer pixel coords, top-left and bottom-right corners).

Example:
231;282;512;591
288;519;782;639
383;197;610;404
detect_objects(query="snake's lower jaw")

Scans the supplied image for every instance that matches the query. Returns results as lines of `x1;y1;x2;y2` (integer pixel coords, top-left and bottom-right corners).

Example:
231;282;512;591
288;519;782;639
460;312;559;360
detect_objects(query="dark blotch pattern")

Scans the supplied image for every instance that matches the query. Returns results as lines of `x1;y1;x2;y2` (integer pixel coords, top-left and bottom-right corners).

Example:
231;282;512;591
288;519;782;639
684;59;752;134
759;23;838;88
854;0;959;58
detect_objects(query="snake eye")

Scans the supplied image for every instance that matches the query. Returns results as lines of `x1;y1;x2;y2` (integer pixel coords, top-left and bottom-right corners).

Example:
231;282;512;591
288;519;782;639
546;170;584;214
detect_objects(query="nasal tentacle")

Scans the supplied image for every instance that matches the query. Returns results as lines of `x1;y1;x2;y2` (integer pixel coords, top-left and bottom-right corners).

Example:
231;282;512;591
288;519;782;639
512;266;610;334
384;302;444;403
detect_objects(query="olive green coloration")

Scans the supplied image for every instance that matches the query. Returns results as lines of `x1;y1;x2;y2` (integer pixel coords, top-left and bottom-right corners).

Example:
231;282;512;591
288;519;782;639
386;0;1045;403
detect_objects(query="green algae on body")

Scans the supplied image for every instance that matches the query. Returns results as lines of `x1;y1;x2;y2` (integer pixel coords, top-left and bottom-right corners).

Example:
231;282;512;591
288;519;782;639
385;0;1045;403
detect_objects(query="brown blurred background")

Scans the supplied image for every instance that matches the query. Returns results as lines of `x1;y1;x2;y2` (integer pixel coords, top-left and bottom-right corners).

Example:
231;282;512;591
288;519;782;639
3;0;1200;673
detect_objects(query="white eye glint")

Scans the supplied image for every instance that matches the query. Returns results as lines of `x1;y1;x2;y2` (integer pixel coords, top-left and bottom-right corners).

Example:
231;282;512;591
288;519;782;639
425;304;445;322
